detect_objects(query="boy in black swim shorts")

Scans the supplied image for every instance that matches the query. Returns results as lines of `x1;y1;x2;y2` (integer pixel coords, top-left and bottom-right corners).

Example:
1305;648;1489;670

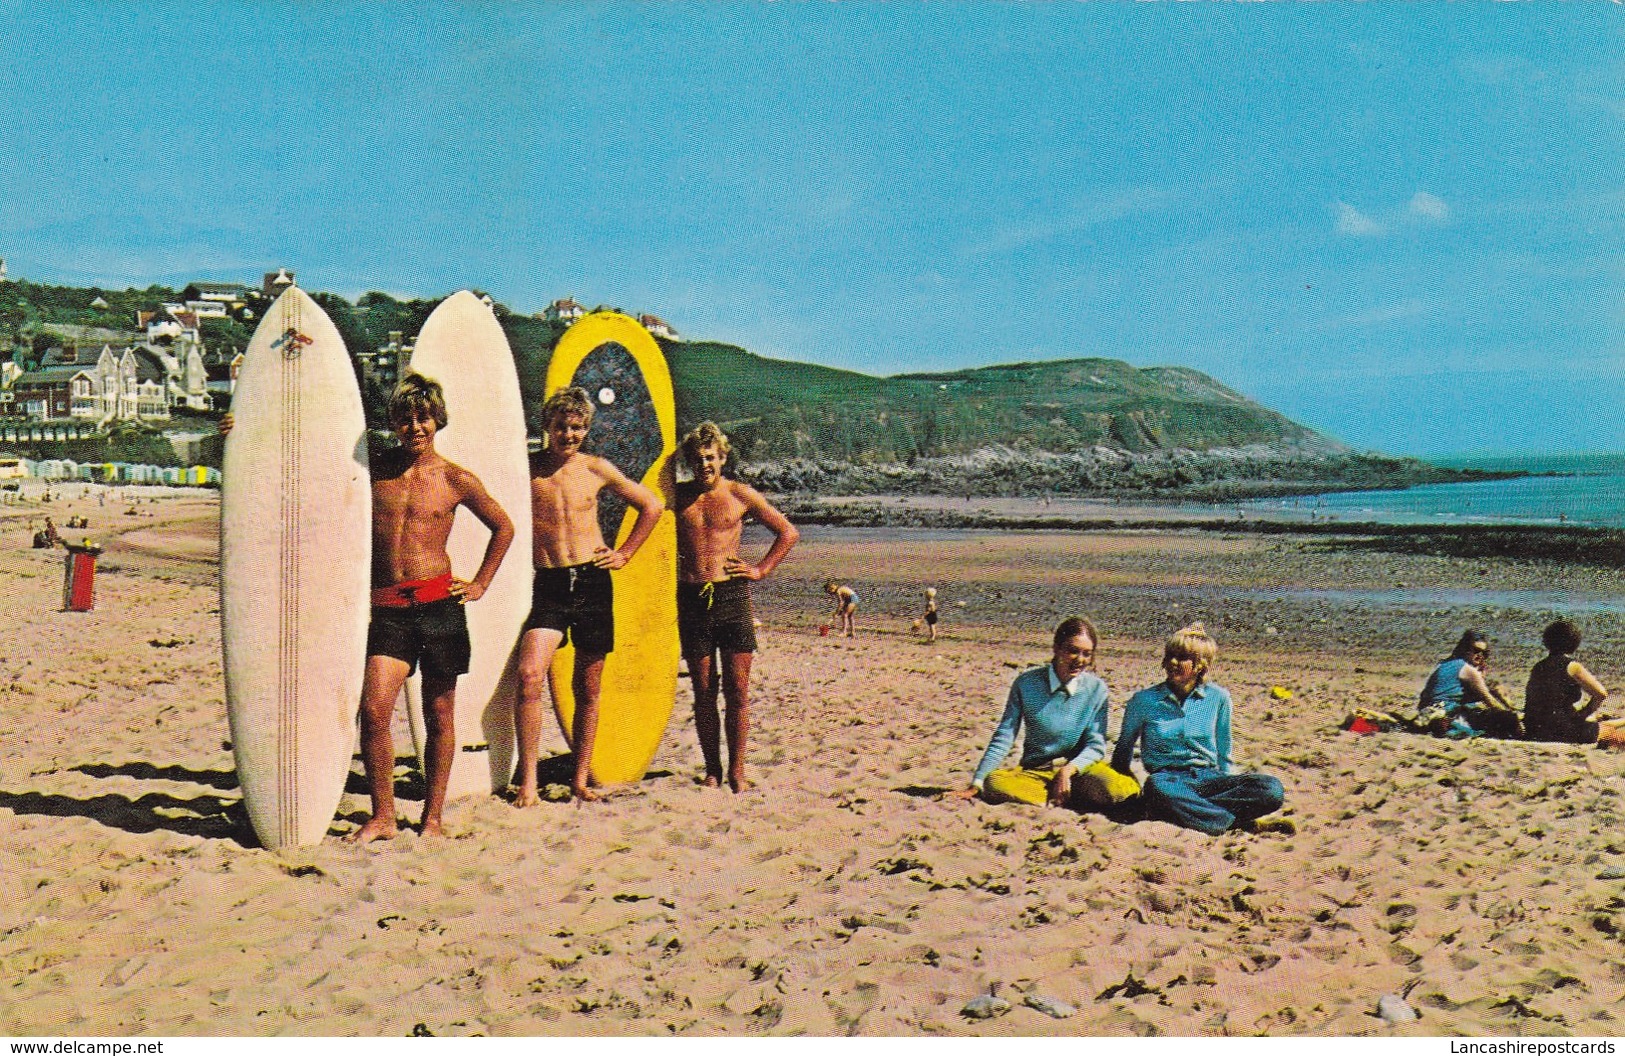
525;562;616;655
513;387;665;805
367;572;473;681
673;422;798;792
228;375;515;843
352;375;513;842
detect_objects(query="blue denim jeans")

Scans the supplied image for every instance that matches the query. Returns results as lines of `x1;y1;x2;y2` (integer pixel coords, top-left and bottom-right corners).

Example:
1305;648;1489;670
1142;767;1284;836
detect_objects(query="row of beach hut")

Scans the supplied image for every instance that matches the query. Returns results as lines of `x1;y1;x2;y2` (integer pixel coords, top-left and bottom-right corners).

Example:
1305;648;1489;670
0;455;219;486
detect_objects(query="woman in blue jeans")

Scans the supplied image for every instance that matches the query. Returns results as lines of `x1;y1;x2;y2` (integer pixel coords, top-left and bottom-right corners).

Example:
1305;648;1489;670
1111;623;1292;836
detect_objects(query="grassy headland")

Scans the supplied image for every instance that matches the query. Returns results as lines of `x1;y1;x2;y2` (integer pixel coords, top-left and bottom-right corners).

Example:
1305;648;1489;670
3;284;1511;498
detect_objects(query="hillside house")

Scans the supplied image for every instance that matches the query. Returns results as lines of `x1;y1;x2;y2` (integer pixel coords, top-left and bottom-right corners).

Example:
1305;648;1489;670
639;314;679;340
357;331;409;393
262;268;295;297
205;350;243;405
184;282;253;306
10;340;208;423
542;298;586;324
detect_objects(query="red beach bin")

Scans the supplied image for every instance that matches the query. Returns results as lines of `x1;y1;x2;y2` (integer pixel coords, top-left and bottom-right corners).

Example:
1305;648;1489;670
61;541;101;612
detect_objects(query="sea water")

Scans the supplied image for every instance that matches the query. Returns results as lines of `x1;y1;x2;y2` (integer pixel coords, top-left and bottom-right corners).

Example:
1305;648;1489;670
1236;453;1625;528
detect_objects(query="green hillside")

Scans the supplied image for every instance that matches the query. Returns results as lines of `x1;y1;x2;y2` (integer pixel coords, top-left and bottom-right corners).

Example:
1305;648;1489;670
655;343;1335;462
2;281;1349;473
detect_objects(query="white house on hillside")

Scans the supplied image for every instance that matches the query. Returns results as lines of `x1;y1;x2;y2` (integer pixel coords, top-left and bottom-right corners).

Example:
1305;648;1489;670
542;298;586;324
639;313;679;340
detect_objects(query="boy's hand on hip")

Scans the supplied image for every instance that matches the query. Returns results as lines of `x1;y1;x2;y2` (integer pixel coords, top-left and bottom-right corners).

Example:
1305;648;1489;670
593;546;628;570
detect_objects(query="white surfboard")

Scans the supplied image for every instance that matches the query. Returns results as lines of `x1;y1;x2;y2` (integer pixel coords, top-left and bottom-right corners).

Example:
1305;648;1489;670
403;291;532;799
222;286;370;851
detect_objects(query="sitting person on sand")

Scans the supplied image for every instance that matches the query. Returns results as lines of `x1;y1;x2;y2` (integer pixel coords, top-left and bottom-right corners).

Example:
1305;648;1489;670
1111;623;1291;835
1524;620;1625;749
1417;629;1521;739
948;616;1140;811
673;421;799;792
825;581;858;638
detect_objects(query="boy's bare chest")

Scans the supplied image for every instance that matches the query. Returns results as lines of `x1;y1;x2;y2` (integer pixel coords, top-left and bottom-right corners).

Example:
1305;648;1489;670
374;468;456;522
679;489;746;532
531;464;602;513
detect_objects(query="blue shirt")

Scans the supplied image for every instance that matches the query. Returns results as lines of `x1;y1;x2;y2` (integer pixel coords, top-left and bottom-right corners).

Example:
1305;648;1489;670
971;665;1111;788
1111;681;1233;776
1419;657;1471;715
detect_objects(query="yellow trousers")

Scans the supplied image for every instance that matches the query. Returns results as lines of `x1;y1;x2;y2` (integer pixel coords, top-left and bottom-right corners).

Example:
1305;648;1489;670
982;760;1140;808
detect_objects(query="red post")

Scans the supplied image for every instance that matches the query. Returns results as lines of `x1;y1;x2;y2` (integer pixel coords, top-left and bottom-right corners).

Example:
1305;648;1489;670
62;543;99;611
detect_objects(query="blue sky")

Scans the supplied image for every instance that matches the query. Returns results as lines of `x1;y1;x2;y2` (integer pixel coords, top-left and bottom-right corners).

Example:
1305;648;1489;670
1;3;1620;457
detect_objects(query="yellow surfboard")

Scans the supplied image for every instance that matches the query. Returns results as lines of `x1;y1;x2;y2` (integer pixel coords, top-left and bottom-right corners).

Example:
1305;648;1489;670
544;311;678;785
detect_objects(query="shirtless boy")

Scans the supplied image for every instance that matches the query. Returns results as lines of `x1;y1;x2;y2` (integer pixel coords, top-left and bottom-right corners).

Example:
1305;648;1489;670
350;374;514;843
514;387;664;805
825;581;858;638
673;422;798;792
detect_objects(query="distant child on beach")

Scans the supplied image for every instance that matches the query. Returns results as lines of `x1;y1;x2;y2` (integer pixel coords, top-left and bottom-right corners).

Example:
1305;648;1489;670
1416;629;1521;739
1111;623;1291;835
948;616;1140;811
921;587;939;642
349;374;515;843
825;581;857;638
673;421;799;792
1524;620;1625;748
513;386;665;806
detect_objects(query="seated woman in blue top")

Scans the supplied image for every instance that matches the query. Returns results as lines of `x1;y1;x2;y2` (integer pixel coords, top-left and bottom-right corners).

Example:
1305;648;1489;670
948;616;1140;810
1417;629;1521;739
1111;623;1290;836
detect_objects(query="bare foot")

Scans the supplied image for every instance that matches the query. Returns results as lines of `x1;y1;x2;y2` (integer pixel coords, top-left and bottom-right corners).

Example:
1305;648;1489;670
419;817;446;838
513;785;540;808
572;785;601;802
729;775;753;793
346;816;398;845
702;774;722;789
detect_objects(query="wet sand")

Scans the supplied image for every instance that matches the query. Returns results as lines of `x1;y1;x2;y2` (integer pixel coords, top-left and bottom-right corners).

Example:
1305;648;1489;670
2;490;1624;1036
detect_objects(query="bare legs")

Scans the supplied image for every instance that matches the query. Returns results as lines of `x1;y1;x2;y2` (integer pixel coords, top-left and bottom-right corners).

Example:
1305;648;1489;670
687;649;753;792
417;672;457;837
515;627;604;804
515;627;564;807
349;656;457;843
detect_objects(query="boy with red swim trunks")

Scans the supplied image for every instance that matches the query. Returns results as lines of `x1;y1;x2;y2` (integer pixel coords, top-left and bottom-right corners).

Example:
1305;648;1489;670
350;374;514;843
219;375;514;843
513;387;665;805
673;422;798;792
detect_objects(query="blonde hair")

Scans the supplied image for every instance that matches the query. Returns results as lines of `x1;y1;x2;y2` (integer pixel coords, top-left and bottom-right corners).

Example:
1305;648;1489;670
542;386;595;428
681;420;732;462
1164;622;1218;679
389;372;448;429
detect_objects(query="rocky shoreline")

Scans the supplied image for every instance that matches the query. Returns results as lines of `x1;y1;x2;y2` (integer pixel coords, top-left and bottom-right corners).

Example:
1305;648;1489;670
737;443;1515;501
771;495;1625;569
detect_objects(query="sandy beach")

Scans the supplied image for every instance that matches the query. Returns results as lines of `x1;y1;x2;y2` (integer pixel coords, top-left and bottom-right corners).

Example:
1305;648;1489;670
3;488;1624;1036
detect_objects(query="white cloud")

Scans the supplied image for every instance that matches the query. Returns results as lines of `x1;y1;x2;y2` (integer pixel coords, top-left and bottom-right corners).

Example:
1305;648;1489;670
1312;298;1433;335
1334;202;1385;237
1408;192;1450;222
960;187;1176;258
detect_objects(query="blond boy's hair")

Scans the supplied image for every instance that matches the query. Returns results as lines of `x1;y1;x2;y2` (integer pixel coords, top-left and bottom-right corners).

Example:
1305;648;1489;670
681;420;732;462
390;372;448;429
542;386;595;427
1164;622;1219;678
